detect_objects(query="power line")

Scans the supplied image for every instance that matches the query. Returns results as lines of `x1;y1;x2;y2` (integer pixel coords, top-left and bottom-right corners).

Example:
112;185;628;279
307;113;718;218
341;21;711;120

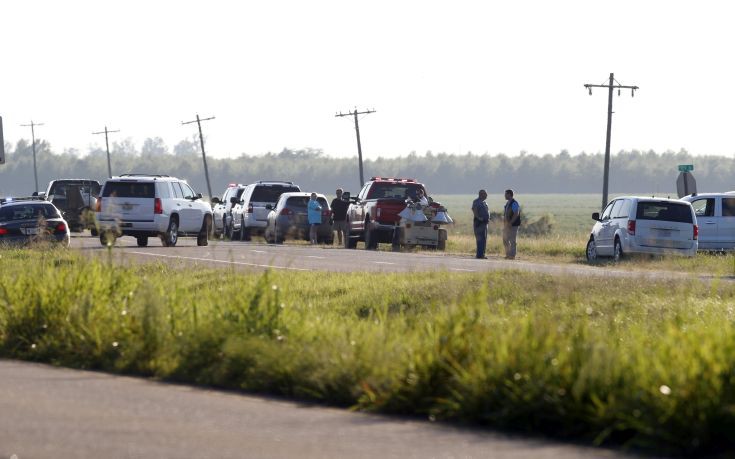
584;73;639;211
182;114;215;200
92;126;120;178
20;120;44;193
335;108;376;187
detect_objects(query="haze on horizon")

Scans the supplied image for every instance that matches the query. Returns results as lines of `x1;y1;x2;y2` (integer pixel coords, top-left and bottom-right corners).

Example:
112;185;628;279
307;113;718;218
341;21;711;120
2;0;734;159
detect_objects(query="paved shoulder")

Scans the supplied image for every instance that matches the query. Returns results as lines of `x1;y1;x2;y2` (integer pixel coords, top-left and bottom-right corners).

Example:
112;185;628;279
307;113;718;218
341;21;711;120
0;360;630;459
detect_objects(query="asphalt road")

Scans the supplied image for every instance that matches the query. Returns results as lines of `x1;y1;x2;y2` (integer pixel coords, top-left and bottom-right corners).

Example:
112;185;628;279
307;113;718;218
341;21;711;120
0;360;632;459
73;233;699;281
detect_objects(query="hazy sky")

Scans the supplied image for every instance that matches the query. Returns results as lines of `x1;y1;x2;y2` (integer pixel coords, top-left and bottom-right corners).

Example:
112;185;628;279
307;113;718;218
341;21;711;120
2;0;734;159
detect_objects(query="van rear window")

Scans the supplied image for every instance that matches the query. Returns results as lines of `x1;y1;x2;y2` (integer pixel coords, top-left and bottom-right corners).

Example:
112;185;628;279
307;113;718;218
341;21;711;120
636;202;693;223
102;182;155;198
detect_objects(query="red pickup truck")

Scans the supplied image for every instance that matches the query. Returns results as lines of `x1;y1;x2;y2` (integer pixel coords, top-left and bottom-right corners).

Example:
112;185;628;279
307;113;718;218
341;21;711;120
344;177;434;249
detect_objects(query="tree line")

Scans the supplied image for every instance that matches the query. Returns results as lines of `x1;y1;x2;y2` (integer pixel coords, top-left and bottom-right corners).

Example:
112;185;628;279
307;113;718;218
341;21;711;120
1;137;732;197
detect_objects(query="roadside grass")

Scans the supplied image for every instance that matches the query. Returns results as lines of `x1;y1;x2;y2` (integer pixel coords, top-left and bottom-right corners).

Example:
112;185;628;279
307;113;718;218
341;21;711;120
2;248;735;454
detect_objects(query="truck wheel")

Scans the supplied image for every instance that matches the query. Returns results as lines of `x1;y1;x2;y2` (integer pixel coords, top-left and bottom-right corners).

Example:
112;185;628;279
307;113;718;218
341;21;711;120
136;236;148;247
344;223;358;249
364;226;378;250
437;228;447;251
197;216;211;246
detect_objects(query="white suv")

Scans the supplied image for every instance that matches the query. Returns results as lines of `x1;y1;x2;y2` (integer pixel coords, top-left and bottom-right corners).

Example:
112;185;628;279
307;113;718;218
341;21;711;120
681;193;735;250
211;183;247;239
231;181;300;241
95;174;213;247
586;197;698;262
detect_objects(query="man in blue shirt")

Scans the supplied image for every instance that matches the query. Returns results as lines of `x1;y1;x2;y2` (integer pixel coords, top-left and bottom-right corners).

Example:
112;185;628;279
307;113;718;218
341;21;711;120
307;193;322;245
503;189;521;259
471;189;489;259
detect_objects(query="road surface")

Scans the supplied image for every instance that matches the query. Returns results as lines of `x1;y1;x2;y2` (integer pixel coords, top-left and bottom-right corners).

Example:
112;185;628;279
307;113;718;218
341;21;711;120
0;360;633;459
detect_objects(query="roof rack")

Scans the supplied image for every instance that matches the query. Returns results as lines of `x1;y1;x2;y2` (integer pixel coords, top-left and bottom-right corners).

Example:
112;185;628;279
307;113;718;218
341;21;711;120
118;174;171;178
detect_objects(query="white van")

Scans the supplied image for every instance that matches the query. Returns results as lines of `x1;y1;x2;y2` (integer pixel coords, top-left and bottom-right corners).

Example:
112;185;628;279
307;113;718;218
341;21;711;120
681;193;735;250
586;197;698;261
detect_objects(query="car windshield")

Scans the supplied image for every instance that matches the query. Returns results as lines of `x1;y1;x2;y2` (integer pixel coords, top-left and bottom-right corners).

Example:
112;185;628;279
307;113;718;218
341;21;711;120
636;202;693;223
285;197;328;209
251;185;300;203
102;182;155;198
0;203;61;222
367;183;423;200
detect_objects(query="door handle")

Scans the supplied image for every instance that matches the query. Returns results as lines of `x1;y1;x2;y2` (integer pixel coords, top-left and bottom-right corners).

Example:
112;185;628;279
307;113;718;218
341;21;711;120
705;221;716;224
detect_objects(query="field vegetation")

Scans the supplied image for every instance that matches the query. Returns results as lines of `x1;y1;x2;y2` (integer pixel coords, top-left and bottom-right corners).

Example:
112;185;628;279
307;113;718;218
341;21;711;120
2;248;735;455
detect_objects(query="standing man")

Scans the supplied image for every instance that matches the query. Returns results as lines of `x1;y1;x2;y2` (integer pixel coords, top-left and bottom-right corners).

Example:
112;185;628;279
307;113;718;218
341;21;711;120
471;189;489;259
503;189;521;260
330;188;349;246
307;192;322;245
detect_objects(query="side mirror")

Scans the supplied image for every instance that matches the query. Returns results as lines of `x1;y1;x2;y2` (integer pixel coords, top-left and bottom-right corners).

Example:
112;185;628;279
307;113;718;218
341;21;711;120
341;192;351;201
230;196;239;205
592;212;600;221
211;197;221;205
265;204;273;210
195;193;203;200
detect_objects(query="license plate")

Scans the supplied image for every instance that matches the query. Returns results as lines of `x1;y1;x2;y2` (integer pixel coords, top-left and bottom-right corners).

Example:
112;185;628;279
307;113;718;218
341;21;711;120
656;229;672;238
22;228;39;235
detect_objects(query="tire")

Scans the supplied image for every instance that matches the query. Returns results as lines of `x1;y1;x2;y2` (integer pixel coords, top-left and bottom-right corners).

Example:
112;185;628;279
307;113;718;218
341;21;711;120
437;228;447;251
227;217;236;240
161;218;179;247
238;217;247;241
364;222;378;250
90;228;99;237
241;223;251;242
100;231;116;246
344;222;358;249
613;238;623;262
136;236;148;247
586;238;598;262
198;216;211;246
273;225;283;244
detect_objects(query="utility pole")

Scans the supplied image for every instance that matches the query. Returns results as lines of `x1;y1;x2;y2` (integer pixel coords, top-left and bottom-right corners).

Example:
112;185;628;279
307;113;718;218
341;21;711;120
335;108;375;187
182;114;215;200
20;120;44;194
92;126;120;178
584;73;638;211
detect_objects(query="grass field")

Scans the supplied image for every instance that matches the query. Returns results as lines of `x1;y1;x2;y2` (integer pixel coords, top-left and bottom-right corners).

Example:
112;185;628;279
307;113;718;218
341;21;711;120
2;248;735;455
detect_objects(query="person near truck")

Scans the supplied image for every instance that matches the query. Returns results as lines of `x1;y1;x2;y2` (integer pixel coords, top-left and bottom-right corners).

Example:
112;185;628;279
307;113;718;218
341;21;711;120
503;189;521;260
330;188;349;246
471;189;489;259
308;192;322;245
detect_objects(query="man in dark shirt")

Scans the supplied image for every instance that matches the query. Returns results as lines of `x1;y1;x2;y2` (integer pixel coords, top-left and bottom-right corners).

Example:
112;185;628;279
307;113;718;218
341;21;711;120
330;188;349;246
471;189;489;259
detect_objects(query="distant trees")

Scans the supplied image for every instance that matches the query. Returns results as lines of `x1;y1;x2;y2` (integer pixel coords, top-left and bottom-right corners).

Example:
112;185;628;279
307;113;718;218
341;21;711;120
0;139;733;198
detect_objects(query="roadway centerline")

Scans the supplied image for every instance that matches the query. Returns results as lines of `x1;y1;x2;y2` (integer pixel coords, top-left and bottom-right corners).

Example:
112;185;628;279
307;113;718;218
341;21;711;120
373;261;395;265
128;251;310;271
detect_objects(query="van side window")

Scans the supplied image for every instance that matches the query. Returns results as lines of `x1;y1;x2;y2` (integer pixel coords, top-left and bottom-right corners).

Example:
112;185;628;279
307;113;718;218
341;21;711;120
171;182;184;199
612;199;630;219
691;198;715;217
601;201;615;220
722;198;735;217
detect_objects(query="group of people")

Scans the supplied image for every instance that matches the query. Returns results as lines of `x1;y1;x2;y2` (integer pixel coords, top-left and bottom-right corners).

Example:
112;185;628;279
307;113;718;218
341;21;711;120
305;189;350;245
472;189;521;260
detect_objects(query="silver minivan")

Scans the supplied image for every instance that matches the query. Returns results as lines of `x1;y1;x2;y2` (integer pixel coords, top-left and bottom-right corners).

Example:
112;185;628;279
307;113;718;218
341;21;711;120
586;197;698;262
681;193;735;250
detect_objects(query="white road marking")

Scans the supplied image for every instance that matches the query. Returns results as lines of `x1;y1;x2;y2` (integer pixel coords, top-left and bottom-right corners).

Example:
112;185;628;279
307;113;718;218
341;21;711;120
373;261;395;265
450;268;476;272
250;250;267;254
304;255;325;259
129;251;310;271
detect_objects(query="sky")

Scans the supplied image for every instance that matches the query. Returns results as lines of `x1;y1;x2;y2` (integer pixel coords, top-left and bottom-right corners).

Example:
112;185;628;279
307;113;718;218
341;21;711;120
2;0;734;159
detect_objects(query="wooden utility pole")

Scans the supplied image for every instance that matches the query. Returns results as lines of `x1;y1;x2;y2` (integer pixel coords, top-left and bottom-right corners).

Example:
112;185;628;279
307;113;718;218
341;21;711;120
93;126;120;178
182;114;215;200
336;108;375;187
584;73;638;211
20;120;44;193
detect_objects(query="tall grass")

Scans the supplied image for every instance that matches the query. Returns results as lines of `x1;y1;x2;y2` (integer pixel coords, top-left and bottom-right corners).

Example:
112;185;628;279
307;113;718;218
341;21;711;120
2;248;735;454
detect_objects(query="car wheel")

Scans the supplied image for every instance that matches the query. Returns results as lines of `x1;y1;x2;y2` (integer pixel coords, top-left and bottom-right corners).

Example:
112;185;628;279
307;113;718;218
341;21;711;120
136;236;148;247
239;217;247;241
161;218;179;247
100;231;116;246
613;238;623;262
197;215;211;246
242;224;251;241
364;222;378;250
586;238;598;262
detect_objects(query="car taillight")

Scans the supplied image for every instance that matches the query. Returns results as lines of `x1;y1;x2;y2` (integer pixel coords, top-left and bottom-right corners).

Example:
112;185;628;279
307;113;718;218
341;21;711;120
0;228;8;235
248;203;254;213
95;198;102;212
627;219;636;235
280;208;293;216
55;223;67;233
693;224;698;240
322;209;330;216
154;198;163;214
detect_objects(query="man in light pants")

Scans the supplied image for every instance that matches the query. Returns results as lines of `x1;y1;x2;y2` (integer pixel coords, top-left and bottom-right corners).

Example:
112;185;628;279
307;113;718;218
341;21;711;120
503;189;521;259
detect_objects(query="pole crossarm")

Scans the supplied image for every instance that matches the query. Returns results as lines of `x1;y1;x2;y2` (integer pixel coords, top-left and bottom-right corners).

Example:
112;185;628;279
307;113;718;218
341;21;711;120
182;116;215;125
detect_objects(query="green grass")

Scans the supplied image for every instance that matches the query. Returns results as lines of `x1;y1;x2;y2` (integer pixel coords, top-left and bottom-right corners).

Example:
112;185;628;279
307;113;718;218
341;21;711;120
2;248;735;455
